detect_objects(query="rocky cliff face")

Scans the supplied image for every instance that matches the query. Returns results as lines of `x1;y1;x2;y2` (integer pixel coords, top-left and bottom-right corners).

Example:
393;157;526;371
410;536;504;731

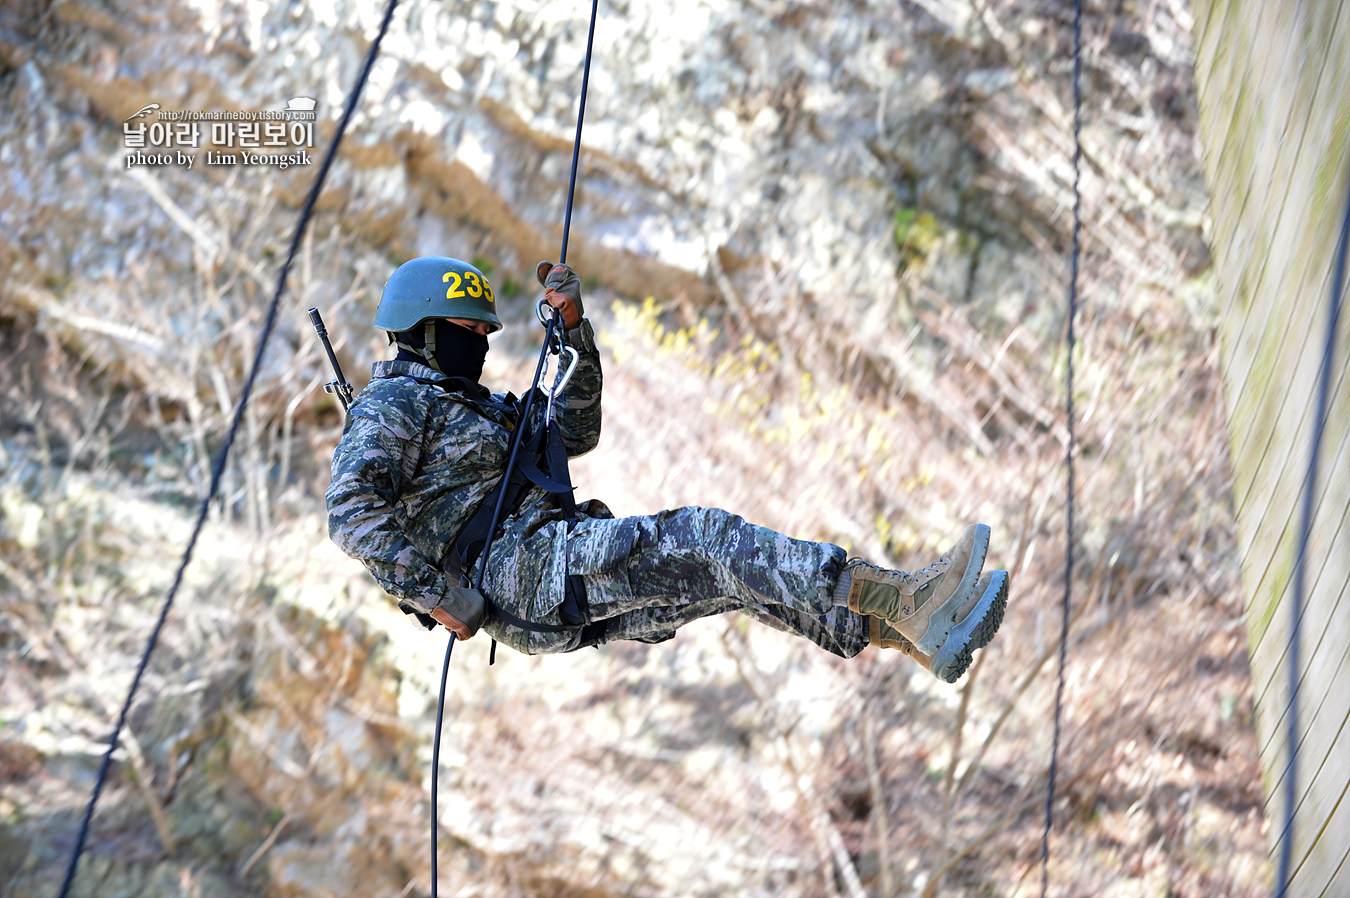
1;0;1267;896
2;0;1208;402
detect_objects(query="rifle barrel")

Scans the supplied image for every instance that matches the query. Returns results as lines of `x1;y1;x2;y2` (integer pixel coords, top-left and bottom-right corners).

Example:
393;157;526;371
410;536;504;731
308;307;354;410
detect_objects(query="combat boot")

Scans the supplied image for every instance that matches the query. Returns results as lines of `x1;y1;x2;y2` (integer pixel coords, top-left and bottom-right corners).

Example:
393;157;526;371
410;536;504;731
841;523;990;654
868;617;934;671
869;570;1009;683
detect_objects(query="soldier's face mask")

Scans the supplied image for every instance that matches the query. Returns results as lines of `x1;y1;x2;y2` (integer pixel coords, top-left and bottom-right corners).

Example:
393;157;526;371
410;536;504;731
393;319;490;382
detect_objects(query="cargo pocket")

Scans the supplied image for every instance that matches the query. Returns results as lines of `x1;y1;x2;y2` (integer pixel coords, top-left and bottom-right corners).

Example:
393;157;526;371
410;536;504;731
565;515;641;576
561;515;641;616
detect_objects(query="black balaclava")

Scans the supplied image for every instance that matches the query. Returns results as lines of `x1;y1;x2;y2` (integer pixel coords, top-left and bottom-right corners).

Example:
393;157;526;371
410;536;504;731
393;319;489;382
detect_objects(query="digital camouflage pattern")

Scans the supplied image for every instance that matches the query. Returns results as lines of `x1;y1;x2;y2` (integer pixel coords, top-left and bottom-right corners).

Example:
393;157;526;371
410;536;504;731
328;318;869;658
553;506;866;657
327;321;603;617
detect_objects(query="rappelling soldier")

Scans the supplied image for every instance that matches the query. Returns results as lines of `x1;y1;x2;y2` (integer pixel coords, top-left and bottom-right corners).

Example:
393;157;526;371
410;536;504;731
326;257;1009;682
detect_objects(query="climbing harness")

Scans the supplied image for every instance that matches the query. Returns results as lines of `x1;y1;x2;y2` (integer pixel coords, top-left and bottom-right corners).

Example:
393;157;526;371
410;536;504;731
54;1;402;895
1275;154;1350;898
426;0;603;894
1039;0;1081;893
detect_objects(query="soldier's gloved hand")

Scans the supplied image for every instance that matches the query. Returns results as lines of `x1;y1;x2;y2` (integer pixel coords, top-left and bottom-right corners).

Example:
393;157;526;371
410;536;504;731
535;261;583;329
429;586;486;640
397;600;439;630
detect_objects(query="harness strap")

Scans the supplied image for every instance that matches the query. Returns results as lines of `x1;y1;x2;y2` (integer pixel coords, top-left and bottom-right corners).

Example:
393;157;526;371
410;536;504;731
466;407;580;645
444;466;533;577
378;363;585;642
393;321;442;371
513;426;577;496
480;576;605;650
480;599;575;633
442;386;579;581
375;368;519;418
544;421;578;518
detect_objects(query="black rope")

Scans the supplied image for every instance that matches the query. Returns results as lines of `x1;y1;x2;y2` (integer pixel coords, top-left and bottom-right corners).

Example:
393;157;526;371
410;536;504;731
430;631;455;895
428;314;558;898
1275;152;1350;898
54;2;401;895
427;0;601;893
470;317;560;598
1040;0;1080;893
558;0;601;265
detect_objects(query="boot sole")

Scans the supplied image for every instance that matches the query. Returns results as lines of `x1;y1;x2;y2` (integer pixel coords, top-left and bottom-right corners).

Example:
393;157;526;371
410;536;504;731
912;523;990;656
931;570;1008;684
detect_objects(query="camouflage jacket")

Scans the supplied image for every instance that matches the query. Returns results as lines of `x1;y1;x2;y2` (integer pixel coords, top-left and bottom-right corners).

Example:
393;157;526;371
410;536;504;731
327;320;607;651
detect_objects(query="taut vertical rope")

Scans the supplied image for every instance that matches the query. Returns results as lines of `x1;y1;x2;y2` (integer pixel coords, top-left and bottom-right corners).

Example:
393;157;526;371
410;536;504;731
1040;0;1081;893
55;2;401;895
1275;152;1350;898
427;0;601;893
559;0;601;265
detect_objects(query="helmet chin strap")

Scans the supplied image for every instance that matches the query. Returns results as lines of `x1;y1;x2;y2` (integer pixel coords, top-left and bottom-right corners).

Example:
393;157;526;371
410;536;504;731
392;320;443;372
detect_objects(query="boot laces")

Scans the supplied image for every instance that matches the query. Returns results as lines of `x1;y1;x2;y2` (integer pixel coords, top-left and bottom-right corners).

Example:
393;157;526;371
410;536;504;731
846;554;951;591
911;555;952;583
846;558;921;590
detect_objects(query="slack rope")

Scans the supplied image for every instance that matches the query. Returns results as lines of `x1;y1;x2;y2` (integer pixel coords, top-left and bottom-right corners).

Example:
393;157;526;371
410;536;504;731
1040;0;1080;893
54;1;401;895
427;1;600;895
1275;152;1350;898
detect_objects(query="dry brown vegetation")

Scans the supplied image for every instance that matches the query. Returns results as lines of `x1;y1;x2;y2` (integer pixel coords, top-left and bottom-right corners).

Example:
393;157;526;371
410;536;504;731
0;0;1272;895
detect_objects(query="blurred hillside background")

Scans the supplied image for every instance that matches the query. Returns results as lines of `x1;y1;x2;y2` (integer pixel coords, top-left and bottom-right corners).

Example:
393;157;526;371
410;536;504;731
0;0;1268;895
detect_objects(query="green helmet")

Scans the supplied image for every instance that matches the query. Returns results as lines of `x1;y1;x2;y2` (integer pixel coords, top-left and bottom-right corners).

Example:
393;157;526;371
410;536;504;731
373;256;503;334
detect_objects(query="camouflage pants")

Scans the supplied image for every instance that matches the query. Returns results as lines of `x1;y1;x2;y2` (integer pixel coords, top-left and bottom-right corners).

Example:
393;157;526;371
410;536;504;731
479;504;869;658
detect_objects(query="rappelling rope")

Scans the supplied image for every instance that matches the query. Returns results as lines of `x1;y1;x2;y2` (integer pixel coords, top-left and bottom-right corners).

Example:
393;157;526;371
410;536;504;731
428;313;560;898
426;0;601;895
1039;0;1081;893
559;0;600;265
1275;153;1350;898
54;2;401;895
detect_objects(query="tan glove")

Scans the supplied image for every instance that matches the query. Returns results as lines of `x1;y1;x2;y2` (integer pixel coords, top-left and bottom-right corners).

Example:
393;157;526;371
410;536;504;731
430;586;486;640
535;261;583;329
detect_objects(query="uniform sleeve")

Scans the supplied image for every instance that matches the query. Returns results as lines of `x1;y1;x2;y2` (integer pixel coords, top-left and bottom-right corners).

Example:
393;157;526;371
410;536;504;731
553;318;602;457
326;414;451;614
